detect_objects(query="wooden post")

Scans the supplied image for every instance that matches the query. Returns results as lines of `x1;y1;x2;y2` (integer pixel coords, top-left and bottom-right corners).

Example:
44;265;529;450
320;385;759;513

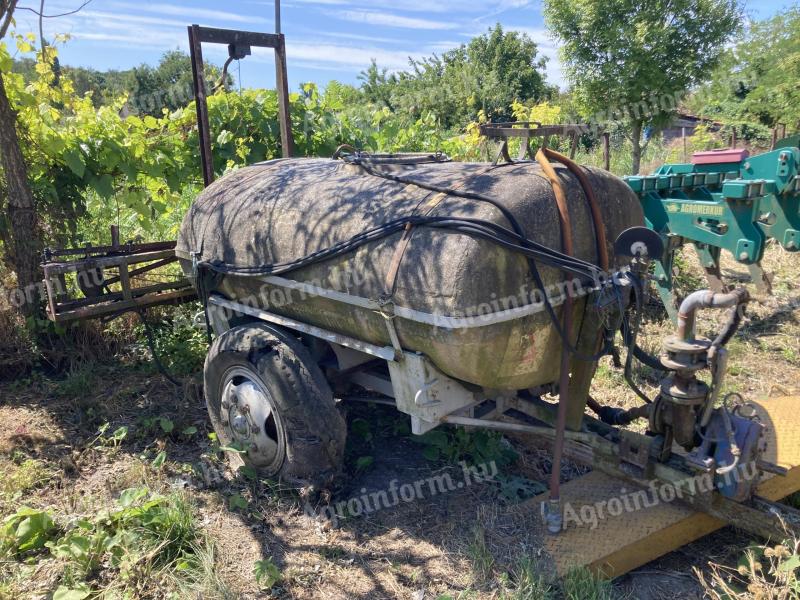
682;127;687;162
569;130;579;160
731;127;737;149
772;127;778;150
602;132;610;171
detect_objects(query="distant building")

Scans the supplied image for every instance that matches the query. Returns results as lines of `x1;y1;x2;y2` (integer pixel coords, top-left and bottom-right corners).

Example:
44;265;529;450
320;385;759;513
661;112;723;144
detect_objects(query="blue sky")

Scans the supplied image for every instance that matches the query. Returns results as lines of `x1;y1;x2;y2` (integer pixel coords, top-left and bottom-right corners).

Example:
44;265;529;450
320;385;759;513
12;0;790;91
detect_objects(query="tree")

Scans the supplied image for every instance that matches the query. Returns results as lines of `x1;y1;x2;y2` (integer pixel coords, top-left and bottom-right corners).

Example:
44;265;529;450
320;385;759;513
358;59;395;111
544;0;742;174
0;0;43;317
360;25;553;130
690;5;800;133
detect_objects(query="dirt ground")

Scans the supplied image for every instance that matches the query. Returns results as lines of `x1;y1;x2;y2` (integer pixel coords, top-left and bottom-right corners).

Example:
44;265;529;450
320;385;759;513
1;243;799;599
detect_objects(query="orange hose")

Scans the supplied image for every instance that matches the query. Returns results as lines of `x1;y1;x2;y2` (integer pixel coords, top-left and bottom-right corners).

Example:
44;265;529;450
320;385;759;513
540;147;609;271
535;148;573;506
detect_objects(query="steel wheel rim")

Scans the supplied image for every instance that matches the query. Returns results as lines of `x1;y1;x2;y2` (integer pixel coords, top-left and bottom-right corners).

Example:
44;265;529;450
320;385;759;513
219;366;286;471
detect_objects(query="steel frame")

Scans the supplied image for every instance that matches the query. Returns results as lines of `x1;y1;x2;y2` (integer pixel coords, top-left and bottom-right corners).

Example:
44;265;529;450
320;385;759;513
187;25;295;187
205;294;800;542
627;144;800;320
42;239;195;322
479;122;610;169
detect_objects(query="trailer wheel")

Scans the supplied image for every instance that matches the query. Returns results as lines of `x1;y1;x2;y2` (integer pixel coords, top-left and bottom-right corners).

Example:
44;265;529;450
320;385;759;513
204;323;346;488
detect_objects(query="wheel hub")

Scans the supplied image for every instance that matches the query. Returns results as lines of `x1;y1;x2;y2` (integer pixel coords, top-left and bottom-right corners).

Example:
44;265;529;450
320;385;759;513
220;368;285;469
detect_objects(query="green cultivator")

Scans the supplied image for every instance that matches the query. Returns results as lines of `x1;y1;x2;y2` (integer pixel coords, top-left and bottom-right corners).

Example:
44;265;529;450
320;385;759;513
625;135;800;320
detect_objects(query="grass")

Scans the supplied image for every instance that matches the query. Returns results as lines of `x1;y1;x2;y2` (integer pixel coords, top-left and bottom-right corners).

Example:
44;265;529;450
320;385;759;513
467;526;495;586
0;487;235;599
696;536;800;600
501;557;556;599
53;364;98;399
561;567;615;600
495;559;612;600
0;457;52;515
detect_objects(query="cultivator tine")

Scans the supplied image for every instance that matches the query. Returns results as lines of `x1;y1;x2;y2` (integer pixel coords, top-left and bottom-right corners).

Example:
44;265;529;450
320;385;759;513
748;262;774;294
702;263;728;293
694;244;729;293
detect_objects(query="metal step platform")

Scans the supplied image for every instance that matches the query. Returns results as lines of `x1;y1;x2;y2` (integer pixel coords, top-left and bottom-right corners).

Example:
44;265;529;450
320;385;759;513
511;395;800;577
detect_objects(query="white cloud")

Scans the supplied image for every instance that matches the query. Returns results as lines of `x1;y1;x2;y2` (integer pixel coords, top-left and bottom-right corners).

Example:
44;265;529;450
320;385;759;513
76;10;193;29
331;9;459;30
68;30;180;50
263;41;423;70
319;31;407;45
108;1;269;24
282;0;521;13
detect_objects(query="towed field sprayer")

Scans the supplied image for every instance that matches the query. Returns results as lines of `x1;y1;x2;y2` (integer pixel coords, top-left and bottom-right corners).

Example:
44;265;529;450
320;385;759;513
39;25;800;578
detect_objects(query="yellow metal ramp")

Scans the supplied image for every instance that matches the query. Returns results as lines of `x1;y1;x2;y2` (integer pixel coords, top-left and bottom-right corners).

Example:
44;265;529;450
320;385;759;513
513;396;800;578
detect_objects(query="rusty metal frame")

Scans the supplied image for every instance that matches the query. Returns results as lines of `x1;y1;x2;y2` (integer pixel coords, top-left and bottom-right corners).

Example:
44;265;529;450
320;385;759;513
42;229;195;322
188;25;295;187
479;122;610;170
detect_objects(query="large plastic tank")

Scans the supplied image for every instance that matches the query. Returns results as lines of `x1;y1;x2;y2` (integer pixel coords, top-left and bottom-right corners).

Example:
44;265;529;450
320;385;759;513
177;157;644;390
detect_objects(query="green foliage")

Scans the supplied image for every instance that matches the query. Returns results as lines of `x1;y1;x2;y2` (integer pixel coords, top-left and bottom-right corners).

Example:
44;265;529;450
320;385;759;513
0;459;51;511
544;0;742;172
52;584;92;600
561;567;614;600
0;507;58;556
690;4;800;131
123;50;227;116
12;49;224;115
417;427;518;468
2;488;206;594
360;24;554;129
53;364;96;398
545;0;741;124
134;306;207;376
254;557;282;591
93;422;129;448
501;556;555;599
228;493;248;512
496;475;546;504
466;526;494;585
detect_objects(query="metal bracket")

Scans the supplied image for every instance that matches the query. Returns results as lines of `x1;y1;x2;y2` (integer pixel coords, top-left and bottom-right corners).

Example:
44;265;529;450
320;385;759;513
387;353;477;434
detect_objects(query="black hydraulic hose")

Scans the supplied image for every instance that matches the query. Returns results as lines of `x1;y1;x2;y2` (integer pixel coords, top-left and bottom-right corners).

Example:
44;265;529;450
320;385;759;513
339;157;611;361
712;297;748;349
622;274;654;404
197;217;612;361
200;215;603;280
620;317;665;371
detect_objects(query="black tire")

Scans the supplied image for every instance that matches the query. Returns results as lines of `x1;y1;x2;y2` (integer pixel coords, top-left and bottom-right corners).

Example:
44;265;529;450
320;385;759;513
204;323;346;488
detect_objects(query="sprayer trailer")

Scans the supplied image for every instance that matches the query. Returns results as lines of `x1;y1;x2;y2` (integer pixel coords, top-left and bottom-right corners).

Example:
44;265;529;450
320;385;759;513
172;148;800;576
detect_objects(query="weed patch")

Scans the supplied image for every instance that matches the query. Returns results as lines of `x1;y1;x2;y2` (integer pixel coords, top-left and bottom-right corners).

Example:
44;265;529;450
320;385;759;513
697;537;800;600
0;487;233;598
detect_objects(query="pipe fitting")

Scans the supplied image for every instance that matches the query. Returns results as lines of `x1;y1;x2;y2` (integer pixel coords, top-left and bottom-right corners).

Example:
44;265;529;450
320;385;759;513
677;288;750;340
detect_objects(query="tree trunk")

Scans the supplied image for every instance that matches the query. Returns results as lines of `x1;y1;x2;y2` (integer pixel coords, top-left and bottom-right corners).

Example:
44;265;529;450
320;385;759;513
630;120;643;176
0;69;43;317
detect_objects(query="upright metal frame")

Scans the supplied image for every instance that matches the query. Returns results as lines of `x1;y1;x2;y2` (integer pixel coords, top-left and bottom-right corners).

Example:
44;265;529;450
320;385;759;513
188;25;295;187
479;122;610;170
